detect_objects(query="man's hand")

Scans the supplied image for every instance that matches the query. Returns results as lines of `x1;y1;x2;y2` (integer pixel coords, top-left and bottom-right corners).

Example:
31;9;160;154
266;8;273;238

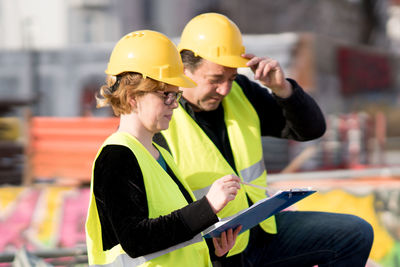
213;226;243;257
242;53;292;98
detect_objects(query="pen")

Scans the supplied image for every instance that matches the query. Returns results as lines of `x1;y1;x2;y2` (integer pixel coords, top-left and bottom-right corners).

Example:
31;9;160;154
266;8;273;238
240;181;268;191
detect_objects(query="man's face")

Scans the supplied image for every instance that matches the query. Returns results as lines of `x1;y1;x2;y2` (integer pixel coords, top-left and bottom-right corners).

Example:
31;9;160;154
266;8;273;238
182;59;237;112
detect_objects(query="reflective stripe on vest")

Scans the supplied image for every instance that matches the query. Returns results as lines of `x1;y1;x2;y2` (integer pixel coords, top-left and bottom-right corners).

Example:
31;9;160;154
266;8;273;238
240;159;266;183
89;233;203;267
193;158;266;199
162;81;277;256
86;132;211;266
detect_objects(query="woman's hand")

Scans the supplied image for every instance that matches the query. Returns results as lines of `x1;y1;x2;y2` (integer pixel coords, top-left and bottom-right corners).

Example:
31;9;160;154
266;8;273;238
206;174;241;214
213;225;243;257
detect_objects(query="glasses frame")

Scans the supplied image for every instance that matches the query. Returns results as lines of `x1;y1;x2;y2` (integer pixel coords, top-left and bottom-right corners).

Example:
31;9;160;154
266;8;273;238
153;90;183;106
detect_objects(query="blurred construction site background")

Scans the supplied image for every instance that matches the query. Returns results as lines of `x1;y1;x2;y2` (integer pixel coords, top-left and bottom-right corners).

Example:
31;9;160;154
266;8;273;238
0;0;400;266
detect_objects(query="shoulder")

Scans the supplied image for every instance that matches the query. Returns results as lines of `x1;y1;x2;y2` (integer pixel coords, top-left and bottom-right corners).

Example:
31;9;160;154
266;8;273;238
95;145;141;177
234;74;275;107
235;73;254;89
235;74;272;96
96;145;137;164
94;145;143;190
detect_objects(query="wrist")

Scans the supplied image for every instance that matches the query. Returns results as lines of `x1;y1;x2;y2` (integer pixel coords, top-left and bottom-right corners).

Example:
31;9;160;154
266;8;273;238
271;80;293;98
205;195;218;214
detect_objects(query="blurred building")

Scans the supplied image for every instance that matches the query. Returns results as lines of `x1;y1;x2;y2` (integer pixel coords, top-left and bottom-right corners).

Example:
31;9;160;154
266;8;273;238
387;0;400;50
0;0;397;50
0;0;399;176
0;0;398;115
220;0;392;48
0;0;120;50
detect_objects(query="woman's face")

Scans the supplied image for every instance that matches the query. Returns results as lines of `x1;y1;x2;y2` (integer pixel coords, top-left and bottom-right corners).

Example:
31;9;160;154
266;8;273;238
133;84;181;134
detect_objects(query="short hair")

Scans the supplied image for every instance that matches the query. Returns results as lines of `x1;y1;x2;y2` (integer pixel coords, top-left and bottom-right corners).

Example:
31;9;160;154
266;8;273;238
180;50;203;72
96;72;167;116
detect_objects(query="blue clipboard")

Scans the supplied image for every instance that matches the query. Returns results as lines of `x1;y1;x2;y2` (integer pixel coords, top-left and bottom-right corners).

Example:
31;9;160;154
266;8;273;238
202;189;316;238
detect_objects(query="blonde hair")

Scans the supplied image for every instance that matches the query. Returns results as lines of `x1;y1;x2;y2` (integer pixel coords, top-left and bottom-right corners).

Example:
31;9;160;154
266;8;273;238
96;72;167;116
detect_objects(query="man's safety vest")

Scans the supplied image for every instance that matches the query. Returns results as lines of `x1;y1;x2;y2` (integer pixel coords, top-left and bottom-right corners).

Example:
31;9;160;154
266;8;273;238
85;132;211;266
162;81;277;256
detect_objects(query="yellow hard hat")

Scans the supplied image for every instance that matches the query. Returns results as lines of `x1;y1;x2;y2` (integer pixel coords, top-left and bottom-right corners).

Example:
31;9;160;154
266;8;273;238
178;13;248;68
105;30;196;88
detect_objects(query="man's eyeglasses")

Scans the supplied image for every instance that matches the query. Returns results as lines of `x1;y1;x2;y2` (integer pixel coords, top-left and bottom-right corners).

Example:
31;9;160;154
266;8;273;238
153;90;183;106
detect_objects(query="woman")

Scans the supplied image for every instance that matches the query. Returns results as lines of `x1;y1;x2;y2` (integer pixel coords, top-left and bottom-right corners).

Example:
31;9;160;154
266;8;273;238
85;30;242;267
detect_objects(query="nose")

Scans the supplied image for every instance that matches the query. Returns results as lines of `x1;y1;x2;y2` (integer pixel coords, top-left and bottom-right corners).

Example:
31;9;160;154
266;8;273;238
216;81;232;96
169;99;179;109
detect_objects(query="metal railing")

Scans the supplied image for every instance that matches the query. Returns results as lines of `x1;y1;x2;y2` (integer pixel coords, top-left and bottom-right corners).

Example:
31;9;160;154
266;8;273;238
0;247;88;266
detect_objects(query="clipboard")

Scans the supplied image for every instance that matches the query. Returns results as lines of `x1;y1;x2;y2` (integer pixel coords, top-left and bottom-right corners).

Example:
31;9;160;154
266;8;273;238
202;189;316;238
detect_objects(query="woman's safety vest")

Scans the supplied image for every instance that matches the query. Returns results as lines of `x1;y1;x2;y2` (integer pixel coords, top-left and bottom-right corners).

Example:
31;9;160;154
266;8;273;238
162;81;277;256
85;132;211;266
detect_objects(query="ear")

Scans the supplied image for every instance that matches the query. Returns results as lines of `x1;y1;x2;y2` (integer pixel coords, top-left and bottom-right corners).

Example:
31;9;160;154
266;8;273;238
129;96;138;112
183;66;193;77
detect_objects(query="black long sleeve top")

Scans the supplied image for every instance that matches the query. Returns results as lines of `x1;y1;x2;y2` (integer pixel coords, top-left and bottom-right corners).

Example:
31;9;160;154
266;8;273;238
93;145;218;258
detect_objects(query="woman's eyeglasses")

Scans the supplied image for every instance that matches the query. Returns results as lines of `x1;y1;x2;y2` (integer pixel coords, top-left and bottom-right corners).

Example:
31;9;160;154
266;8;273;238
153;90;183;106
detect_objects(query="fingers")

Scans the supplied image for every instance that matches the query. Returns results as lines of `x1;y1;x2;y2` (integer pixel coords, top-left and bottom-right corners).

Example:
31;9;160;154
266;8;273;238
241;53;255;60
254;60;269;80
244;56;290;93
220;175;241;191
212;231;228;257
212;226;243;257
222;174;241;182
225;225;242;245
220;231;228;249
206;175;241;214
222;175;241;198
251;58;279;79
212;237;221;252
246;56;264;74
244;55;282;80
226;228;234;245
233;225;242;237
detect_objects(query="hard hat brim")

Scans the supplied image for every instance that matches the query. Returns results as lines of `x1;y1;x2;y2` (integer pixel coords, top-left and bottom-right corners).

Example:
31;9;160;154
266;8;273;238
105;67;196;88
161;74;197;88
205;54;249;69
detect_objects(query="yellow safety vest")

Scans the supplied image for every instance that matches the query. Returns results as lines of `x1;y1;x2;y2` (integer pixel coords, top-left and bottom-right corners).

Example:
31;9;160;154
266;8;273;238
85;132;211;266
162;81;277;256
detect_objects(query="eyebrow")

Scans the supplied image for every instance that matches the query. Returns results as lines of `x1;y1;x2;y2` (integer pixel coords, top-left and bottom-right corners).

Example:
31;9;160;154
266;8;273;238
206;73;237;79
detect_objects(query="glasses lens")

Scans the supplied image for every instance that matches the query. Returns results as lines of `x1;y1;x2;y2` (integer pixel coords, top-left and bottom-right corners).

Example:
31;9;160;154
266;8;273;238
163;91;182;105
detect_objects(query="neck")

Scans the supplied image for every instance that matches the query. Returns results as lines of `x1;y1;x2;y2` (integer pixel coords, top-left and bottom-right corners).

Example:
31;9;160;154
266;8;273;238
181;96;203;113
118;113;158;158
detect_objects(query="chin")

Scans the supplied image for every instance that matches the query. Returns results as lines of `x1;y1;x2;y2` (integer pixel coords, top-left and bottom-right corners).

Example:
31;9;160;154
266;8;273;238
202;103;219;111
159;123;170;131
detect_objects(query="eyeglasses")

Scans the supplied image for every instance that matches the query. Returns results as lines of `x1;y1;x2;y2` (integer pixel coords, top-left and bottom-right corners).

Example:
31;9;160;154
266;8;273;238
153;90;183;106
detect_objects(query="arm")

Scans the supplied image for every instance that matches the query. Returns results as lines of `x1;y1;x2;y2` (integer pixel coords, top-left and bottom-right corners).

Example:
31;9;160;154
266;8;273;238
236;74;326;141
94;145;218;258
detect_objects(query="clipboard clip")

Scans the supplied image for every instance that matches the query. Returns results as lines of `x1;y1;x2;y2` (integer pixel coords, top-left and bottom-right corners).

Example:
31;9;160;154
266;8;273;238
289;187;313;197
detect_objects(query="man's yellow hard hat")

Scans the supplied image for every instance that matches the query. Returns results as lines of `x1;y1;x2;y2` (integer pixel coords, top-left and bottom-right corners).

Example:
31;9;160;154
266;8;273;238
105;30;196;88
178;13;248;68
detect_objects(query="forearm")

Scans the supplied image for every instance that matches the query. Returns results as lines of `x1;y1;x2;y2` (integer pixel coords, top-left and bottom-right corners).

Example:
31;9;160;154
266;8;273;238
237;74;326;141
272;79;326;141
114;197;217;257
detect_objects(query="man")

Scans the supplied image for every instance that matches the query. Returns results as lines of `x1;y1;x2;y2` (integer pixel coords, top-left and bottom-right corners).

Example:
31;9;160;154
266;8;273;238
155;13;373;266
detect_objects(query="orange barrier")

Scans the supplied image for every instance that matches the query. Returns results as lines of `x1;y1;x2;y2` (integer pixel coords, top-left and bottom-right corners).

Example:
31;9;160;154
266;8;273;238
28;117;119;185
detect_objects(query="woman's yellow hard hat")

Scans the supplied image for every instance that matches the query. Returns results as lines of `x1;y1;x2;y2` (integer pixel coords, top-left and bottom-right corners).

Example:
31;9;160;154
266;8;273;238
105;30;196;88
178;13;248;68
